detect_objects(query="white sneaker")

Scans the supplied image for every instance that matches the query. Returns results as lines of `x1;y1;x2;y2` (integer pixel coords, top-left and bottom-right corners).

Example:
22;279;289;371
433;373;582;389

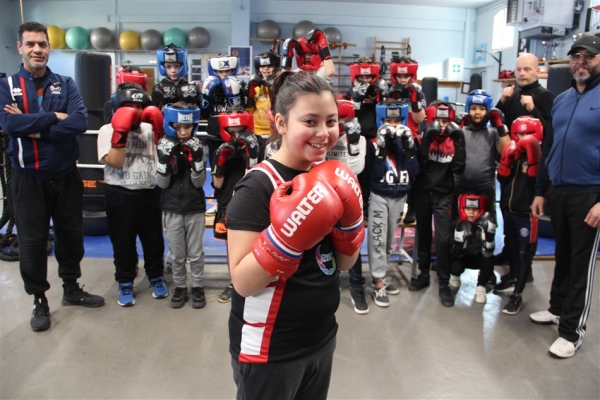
449;275;461;290
206;203;218;215
549;337;581;359
529;310;560;325
475;286;487;304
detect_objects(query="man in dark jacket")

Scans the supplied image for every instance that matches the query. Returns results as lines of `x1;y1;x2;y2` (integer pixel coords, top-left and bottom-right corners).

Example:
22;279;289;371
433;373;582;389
530;35;600;359
0;22;105;332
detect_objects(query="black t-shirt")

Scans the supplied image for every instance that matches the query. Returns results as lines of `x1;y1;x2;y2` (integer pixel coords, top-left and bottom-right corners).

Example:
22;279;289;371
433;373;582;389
226;159;340;363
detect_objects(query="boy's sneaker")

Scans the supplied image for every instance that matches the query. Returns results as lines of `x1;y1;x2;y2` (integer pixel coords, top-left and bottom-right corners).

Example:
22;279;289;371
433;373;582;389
449;274;461;290
371;277;399;295
372;286;390;307
408;273;430;292
62;283;105;307
117;282;135;307
502;293;524;315
31;297;50;332
149;277;168;299
475;285;487;304
350;289;369;315
190;286;206;309
206;203;218;215
529;310;560;325
439;285;455;307
170;287;189;309
493;276;516;294
218;283;234;303
548;337;581;359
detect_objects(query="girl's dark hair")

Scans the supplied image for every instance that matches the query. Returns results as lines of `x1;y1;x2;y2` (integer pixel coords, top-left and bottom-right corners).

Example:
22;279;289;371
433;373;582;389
267;70;334;144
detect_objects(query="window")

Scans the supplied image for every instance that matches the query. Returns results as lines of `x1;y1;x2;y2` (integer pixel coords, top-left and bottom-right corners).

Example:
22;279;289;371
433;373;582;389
492;8;515;51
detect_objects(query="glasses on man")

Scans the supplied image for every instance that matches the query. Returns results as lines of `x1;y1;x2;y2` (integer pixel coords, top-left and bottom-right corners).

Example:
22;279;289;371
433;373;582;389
569;52;599;62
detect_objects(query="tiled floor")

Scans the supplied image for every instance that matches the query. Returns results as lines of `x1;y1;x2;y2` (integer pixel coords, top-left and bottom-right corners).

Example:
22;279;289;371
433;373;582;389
1;256;598;399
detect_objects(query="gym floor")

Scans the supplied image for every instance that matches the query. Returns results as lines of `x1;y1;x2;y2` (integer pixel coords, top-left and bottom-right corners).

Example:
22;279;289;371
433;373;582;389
1;256;598;399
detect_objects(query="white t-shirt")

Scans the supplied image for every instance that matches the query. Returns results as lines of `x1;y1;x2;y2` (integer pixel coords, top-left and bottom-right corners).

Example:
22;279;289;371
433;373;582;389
97;122;157;190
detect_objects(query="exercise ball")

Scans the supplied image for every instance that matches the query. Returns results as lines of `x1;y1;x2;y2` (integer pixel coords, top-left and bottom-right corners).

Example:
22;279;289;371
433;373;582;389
140;29;162;50
90;27;115;50
65;26;89;50
323;27;342;50
293;20;316;39
47;25;65;49
188;26;211;48
163;27;187;48
257;19;281;39
119;30;140;50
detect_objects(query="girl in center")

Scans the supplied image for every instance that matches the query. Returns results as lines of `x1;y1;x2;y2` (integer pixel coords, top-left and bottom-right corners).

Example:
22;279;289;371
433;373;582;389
226;70;364;400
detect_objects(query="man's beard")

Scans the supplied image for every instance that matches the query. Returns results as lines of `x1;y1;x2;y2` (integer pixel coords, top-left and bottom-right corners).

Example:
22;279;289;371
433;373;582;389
573;65;600;84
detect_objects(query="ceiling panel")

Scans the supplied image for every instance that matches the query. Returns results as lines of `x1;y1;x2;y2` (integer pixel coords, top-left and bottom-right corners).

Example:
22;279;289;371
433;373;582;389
281;0;496;8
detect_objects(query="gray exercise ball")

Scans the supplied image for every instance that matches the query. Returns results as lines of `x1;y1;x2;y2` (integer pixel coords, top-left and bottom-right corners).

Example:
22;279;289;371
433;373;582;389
293;20;316;39
90;27;115;50
323;27;342;50
140;29;163;50
257;19;281;39
188;26;211;48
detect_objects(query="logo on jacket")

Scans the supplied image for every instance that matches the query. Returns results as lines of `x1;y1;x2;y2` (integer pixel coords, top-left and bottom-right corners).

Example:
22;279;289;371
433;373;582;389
49;84;62;94
316;245;336;275
12;87;22;97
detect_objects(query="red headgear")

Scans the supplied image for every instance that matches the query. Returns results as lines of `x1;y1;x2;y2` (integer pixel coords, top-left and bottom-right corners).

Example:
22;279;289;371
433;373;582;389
389;60;418;84
217;112;254;142
510;115;544;143
117;66;148;90
426;103;456;124
295;37;322;72
458;194;488;223
349;63;380;85
337;99;355;120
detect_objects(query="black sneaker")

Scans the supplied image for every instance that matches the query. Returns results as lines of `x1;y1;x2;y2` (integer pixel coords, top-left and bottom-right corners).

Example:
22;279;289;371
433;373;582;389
31;297;50;332
170;287;189;309
502;293;524;315
439;285;455;307
408;273;430;292
402;209;416;224
218;283;234;303
350;289;369;315
494;277;516;294
62;284;105;307
190;286;206;309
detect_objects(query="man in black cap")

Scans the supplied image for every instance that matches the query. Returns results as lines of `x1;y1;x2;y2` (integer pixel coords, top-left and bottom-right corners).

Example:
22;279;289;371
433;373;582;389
530;34;600;358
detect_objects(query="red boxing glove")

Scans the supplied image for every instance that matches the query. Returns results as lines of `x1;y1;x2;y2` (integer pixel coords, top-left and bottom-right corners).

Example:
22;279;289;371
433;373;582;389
111;107;140;148
141;105;164;145
252;173;343;279
214;141;237;178
488;108;509;137
498;140;519;177
310;160;365;256
516;135;542;177
305;29;332;61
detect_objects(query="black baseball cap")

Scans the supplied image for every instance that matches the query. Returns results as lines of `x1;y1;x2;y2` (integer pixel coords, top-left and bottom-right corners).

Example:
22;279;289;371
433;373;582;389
568;35;600;55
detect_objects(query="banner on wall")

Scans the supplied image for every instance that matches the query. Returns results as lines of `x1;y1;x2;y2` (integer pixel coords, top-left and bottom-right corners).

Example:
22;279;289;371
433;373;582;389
473;43;487;64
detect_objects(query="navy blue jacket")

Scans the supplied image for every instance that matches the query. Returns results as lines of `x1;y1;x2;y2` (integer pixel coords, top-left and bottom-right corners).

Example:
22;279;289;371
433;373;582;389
0;65;87;180
368;138;419;198
536;73;600;196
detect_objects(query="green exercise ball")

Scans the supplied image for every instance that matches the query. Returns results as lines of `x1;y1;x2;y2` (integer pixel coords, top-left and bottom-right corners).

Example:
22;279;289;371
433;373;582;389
65;26;90;50
163;27;187;48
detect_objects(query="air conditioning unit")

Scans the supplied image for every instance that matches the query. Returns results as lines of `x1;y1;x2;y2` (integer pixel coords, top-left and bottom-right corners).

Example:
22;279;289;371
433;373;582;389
506;0;574;30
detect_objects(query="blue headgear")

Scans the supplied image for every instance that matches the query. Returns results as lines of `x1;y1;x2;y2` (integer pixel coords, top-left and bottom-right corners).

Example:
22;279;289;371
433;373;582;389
375;101;409;128
465;89;493;113
208;55;239;77
163;104;201;137
157;44;188;78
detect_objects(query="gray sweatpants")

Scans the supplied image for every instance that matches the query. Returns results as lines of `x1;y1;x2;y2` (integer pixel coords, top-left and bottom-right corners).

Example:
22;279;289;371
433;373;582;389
367;192;406;280
163;211;206;287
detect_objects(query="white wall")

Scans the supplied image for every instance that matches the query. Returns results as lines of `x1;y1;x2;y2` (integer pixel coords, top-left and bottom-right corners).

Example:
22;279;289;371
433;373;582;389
0;0;21;75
